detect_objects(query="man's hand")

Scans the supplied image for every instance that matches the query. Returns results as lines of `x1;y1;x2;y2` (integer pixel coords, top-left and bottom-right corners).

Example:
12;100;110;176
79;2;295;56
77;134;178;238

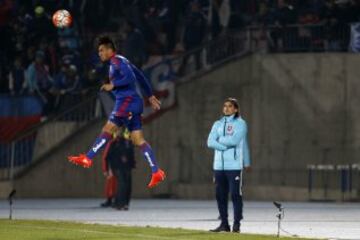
149;95;161;110
100;82;114;91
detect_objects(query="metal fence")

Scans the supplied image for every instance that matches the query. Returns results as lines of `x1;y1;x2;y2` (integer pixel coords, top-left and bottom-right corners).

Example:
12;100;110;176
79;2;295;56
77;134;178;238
307;164;360;201
247;24;351;53
169;33;249;83
0;93;102;181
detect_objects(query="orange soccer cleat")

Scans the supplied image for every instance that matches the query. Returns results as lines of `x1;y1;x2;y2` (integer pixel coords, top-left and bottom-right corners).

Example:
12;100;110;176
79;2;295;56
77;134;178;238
147;169;166;188
68;154;93;168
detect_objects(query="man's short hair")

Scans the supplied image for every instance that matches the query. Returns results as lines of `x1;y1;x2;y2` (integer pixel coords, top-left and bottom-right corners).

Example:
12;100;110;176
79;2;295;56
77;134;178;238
97;36;116;51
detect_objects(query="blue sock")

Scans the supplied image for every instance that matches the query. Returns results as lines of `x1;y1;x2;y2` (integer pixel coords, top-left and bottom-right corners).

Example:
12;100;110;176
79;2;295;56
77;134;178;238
86;132;112;159
140;142;159;173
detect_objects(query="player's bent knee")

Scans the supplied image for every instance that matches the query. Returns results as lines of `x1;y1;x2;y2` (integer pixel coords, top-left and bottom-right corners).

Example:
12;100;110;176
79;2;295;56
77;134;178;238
133;139;146;147
131;137;146;147
102;122;117;133
102;126;111;133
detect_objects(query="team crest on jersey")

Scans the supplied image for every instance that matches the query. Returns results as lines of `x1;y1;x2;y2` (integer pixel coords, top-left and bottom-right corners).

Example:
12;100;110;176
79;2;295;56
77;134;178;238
227;125;234;135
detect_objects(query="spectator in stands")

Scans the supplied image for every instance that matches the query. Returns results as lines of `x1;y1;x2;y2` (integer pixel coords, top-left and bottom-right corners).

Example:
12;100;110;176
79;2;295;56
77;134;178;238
158;0;179;53
266;0;299;52
46;40;59;75
53;64;81;110
209;0;231;38
323;1;344;51
184;1;207;49
24;50;54;113
274;0;298;26
25;51;52;94
54;64;80;94
53;63;68;91
8;56;26;95
83;68;99;91
10;19;28;54
178;1;206;75
61;47;81;71
123;20;146;68
349;0;360;22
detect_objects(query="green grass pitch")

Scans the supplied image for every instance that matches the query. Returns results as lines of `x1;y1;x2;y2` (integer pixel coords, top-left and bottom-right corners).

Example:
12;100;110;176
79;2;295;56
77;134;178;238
0;219;310;240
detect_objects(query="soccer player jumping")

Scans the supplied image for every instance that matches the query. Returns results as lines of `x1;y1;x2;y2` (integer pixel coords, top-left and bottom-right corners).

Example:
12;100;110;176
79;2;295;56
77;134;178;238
68;36;166;188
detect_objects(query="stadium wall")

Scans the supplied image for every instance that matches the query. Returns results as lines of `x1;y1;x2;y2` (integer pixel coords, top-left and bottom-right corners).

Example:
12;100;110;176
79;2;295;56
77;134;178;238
12;53;360;201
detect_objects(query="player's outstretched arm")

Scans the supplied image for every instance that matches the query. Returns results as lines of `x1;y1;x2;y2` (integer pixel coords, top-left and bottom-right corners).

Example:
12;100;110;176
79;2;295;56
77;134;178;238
131;64;153;97
131;64;161;111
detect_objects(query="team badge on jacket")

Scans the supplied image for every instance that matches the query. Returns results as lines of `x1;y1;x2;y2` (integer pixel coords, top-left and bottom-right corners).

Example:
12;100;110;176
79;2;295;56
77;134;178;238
227;125;234;135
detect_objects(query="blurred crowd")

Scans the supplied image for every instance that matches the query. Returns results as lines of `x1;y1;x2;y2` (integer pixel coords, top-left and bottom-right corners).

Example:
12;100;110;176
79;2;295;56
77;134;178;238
241;0;360;26
0;0;242;115
0;0;99;114
241;0;360;52
1;0;360;115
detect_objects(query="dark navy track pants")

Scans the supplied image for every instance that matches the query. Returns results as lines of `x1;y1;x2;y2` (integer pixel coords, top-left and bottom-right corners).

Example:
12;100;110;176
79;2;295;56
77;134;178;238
214;170;243;224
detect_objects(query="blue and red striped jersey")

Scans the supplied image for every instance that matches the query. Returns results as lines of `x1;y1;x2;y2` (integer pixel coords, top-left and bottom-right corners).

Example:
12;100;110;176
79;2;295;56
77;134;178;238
108;55;153;99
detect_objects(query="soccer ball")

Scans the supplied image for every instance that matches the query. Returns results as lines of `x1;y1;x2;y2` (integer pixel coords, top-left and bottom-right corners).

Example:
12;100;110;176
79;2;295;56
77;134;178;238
52;10;72;28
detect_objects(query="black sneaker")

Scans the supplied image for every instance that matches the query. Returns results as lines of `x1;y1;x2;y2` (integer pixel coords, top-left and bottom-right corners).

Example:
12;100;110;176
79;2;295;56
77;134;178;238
112;204;128;211
232;223;240;233
210;223;230;232
100;199;112;207
117;206;129;211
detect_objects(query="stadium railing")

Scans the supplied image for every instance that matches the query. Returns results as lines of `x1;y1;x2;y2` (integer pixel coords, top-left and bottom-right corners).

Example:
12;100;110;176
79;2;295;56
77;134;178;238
167;32;249;84
0;91;102;181
247;23;350;53
307;164;360;201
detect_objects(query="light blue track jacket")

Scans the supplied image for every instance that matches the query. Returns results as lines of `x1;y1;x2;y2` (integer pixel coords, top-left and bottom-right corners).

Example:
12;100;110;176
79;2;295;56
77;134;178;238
207;115;251;170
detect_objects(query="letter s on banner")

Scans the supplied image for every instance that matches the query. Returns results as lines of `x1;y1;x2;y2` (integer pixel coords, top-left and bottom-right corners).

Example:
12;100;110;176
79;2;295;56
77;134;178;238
143;60;176;120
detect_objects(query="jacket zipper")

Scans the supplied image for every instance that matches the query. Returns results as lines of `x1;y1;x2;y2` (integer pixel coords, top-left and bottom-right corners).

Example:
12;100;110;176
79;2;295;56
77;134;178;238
222;119;226;170
234;148;236;160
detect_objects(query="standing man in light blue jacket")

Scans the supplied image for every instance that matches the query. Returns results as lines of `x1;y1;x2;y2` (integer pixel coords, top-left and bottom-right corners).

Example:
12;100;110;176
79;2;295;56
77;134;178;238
207;98;251;233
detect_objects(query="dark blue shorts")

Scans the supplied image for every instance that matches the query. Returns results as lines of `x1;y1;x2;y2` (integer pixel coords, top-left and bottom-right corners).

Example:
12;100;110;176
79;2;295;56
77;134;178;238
108;97;143;131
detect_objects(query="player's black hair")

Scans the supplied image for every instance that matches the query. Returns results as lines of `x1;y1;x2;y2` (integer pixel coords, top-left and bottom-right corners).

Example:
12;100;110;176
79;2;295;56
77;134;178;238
97;36;116;51
224;97;240;118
